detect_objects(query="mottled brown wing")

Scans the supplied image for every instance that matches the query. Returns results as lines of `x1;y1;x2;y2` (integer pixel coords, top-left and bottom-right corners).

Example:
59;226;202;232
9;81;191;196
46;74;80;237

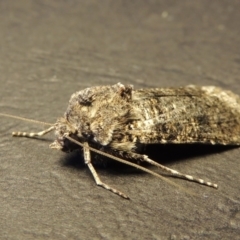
131;85;240;145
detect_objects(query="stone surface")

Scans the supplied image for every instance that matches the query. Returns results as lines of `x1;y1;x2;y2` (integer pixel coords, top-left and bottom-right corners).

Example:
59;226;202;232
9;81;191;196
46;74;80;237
0;1;240;239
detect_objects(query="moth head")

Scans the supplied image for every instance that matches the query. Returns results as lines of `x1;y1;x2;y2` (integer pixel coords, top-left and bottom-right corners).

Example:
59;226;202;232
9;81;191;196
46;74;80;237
51;83;134;151
50;118;81;152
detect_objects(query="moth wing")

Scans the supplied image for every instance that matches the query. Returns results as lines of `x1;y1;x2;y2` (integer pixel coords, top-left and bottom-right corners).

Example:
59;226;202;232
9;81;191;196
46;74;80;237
132;85;240;145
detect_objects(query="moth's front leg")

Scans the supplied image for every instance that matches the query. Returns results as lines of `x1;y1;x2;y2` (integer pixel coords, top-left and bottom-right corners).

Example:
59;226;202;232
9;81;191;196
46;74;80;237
12;126;55;138
83;142;129;199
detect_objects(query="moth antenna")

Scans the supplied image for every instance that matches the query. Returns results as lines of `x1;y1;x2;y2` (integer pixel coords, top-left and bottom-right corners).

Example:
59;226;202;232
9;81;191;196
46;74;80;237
0;113;54;138
65;135;195;194
0;113;52;126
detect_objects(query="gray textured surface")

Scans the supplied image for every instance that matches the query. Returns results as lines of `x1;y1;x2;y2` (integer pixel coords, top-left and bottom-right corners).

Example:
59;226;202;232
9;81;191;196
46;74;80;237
0;1;240;239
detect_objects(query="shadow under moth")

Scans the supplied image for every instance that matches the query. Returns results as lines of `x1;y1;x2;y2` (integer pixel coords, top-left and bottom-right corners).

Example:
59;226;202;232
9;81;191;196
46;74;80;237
2;83;240;199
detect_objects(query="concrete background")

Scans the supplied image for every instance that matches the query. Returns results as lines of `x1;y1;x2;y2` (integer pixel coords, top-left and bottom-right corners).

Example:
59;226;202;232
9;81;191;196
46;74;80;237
0;1;240;239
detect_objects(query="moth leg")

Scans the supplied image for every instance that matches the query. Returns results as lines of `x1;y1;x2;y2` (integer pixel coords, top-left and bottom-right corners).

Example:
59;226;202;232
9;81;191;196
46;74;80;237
83;142;129;199
12;126;55;138
134;153;218;189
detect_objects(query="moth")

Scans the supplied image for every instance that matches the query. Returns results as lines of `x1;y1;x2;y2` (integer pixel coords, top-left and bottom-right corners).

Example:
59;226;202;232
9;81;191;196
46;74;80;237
2;83;240;199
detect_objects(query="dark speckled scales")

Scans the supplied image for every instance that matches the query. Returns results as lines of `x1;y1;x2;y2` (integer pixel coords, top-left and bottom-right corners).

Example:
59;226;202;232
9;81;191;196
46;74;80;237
131;86;240;146
10;83;240;198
